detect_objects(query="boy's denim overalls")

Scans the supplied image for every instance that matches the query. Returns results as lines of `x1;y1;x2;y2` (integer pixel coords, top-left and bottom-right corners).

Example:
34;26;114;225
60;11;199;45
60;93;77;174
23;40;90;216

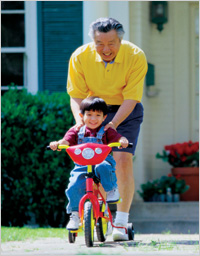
65;125;117;213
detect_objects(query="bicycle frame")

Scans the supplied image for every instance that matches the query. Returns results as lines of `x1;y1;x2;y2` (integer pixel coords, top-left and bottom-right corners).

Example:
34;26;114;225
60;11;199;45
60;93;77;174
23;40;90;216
58;142;127;233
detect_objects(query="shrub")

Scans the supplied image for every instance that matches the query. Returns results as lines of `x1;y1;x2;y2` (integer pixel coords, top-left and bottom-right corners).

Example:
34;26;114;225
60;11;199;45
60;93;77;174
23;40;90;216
1;88;75;227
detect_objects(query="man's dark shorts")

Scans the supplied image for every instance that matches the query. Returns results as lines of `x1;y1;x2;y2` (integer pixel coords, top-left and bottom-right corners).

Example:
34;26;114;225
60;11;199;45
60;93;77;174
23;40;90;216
102;103;144;155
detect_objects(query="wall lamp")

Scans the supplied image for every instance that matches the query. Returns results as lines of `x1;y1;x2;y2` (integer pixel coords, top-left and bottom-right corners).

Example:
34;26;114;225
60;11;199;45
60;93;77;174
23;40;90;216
150;1;168;32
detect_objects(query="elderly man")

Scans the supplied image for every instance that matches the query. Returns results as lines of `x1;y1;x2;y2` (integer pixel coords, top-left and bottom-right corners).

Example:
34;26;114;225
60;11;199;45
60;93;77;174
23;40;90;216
67;17;148;241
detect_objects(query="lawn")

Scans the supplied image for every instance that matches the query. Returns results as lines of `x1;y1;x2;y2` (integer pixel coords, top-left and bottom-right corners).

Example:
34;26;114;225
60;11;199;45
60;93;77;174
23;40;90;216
1;227;75;242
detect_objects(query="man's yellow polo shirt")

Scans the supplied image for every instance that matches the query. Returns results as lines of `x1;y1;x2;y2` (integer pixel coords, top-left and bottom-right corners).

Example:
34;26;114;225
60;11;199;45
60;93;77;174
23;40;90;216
67;40;148;105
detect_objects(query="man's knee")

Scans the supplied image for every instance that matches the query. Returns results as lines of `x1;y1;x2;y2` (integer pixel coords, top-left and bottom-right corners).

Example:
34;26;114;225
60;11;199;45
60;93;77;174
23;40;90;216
113;152;133;169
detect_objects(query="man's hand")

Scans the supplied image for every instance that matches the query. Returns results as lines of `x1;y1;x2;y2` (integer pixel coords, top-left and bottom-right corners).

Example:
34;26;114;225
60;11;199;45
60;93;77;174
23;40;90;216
104;121;117;131
119;136;129;148
73;120;84;131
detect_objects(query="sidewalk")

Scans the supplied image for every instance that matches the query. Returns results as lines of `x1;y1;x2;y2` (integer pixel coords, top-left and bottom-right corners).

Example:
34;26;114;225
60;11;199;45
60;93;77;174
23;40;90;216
1;234;199;256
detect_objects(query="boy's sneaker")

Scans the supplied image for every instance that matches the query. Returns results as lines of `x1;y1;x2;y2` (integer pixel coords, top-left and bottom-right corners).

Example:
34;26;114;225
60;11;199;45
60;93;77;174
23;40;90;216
66;212;80;231
112;223;128;241
106;187;120;203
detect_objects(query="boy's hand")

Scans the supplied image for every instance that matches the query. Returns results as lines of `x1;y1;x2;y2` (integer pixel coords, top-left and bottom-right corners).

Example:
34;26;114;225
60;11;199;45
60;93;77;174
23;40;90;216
119;137;129;148
49;141;61;151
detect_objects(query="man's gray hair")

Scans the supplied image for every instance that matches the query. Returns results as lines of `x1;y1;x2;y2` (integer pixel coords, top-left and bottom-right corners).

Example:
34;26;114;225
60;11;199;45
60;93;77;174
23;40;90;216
88;17;125;40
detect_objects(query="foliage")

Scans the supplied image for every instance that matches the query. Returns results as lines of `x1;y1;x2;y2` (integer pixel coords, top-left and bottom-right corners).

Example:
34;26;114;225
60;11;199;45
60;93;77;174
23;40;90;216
156;141;199;167
1;88;75;227
137;175;190;201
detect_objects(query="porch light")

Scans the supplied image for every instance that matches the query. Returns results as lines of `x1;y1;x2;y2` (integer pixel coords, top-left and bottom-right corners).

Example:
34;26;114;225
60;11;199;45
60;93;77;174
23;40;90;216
150;1;168;32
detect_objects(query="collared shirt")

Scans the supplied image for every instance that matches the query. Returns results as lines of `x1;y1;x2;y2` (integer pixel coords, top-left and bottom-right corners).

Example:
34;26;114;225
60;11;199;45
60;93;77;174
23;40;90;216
67;40;148;105
63;125;122;146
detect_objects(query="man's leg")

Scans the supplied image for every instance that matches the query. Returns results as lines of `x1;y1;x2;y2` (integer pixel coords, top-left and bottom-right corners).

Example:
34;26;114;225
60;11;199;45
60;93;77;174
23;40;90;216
113;151;134;212
112;151;134;241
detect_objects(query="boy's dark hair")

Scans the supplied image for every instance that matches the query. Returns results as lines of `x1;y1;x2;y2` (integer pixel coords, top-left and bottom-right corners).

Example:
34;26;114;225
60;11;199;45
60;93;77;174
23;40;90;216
80;97;108;116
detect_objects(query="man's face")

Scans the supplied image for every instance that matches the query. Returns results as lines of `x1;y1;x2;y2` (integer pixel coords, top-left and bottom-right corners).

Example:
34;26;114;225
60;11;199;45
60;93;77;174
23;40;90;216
94;30;121;62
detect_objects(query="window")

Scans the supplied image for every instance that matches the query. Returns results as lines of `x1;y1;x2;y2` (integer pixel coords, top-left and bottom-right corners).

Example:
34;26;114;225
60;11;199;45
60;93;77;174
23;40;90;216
1;1;26;91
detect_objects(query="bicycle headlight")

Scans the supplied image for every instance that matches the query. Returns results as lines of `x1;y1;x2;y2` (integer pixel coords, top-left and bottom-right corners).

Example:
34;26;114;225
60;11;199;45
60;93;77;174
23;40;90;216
95;148;102;154
82;148;95;159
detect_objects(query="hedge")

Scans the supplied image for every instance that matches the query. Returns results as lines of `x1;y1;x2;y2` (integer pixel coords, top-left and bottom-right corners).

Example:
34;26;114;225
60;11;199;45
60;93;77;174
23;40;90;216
1;88;75;227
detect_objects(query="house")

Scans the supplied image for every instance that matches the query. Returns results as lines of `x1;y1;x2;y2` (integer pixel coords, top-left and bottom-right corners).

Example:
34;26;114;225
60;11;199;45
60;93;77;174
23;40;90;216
1;1;199;233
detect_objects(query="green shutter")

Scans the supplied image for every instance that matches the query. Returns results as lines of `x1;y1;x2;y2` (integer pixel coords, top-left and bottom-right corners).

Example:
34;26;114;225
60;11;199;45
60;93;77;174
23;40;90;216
37;1;83;92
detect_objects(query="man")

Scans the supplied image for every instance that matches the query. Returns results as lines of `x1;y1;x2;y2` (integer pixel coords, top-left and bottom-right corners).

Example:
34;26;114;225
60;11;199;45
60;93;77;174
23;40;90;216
67;17;148;241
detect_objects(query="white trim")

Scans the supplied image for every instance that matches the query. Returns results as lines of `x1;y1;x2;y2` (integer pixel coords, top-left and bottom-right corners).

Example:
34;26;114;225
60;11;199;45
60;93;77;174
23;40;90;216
1;47;26;53
83;2;130;43
108;1;129;41
1;86;23;90
83;2;108;44
1;10;25;14
173;2;190;142
25;1;38;94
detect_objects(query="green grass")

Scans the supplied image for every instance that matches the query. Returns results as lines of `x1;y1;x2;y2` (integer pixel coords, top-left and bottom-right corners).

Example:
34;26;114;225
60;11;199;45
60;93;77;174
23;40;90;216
1;227;83;243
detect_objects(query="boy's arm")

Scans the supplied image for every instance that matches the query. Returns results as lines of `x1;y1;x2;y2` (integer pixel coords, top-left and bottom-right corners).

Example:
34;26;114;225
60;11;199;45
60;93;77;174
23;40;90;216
106;128;129;148
49;139;69;151
118;136;129;148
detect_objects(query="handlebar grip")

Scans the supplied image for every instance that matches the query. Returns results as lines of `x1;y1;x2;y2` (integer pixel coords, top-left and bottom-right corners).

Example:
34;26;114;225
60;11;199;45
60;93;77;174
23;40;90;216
127;143;133;148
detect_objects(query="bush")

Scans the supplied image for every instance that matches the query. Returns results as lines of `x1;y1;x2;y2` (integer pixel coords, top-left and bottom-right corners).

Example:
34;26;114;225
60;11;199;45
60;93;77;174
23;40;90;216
1;88;75;227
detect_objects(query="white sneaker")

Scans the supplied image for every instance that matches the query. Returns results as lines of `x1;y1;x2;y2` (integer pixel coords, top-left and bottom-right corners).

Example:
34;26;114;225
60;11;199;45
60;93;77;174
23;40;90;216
106;187;120;203
112;223;128;241
66;212;80;231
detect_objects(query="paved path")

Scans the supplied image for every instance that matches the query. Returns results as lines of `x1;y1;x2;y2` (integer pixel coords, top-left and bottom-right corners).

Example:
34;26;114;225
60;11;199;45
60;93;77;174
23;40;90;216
1;234;199;256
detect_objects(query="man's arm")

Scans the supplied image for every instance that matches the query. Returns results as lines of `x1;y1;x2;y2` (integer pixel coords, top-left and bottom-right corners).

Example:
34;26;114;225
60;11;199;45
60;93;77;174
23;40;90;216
70;97;84;130
104;99;137;130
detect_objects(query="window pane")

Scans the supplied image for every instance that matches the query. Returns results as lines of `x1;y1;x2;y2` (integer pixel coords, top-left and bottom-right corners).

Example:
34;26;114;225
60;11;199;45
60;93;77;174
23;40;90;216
1;1;24;10
1;53;24;86
1;14;25;47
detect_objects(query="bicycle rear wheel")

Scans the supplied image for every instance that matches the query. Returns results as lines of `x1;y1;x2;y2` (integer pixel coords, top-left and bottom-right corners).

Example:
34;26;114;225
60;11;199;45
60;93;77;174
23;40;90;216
84;201;95;247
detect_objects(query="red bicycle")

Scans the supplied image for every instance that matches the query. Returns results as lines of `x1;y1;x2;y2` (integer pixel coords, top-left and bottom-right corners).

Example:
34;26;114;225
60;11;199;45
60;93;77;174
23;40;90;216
48;142;134;247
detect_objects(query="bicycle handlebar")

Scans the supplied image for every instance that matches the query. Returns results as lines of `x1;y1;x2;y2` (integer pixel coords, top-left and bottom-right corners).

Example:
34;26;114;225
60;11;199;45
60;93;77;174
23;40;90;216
46;142;133;150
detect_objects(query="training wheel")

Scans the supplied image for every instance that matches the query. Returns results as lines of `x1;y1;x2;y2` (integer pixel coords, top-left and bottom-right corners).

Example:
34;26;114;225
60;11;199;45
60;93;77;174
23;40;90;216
127;223;134;240
68;231;76;243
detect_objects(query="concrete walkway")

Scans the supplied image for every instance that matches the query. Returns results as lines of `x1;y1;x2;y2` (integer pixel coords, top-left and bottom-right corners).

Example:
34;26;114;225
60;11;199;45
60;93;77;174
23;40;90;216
1;234;199;256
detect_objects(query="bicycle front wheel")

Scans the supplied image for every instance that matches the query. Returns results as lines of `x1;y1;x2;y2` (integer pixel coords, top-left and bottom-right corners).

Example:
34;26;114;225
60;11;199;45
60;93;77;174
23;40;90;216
96;201;108;242
84;201;95;247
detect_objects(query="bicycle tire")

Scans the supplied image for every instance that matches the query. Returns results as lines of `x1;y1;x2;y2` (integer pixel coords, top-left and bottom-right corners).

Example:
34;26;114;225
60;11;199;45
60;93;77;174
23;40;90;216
68;231;76;243
127;223;134;240
84;201;95;247
96;201;108;242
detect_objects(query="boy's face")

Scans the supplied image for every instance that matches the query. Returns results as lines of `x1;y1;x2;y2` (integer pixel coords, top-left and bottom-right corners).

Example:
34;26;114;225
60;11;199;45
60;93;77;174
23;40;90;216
80;110;107;129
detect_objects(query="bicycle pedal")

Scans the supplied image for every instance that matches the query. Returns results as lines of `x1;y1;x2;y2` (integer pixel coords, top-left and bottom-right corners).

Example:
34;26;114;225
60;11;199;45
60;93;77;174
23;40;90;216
69;228;82;233
108;197;122;204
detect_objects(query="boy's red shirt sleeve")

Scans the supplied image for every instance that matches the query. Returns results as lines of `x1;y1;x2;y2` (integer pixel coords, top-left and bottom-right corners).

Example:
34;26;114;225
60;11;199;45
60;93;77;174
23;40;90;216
105;127;122;144
63;127;78;146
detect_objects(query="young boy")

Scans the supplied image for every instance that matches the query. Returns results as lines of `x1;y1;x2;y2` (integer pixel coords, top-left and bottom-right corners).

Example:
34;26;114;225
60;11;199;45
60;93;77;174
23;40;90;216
49;97;128;230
